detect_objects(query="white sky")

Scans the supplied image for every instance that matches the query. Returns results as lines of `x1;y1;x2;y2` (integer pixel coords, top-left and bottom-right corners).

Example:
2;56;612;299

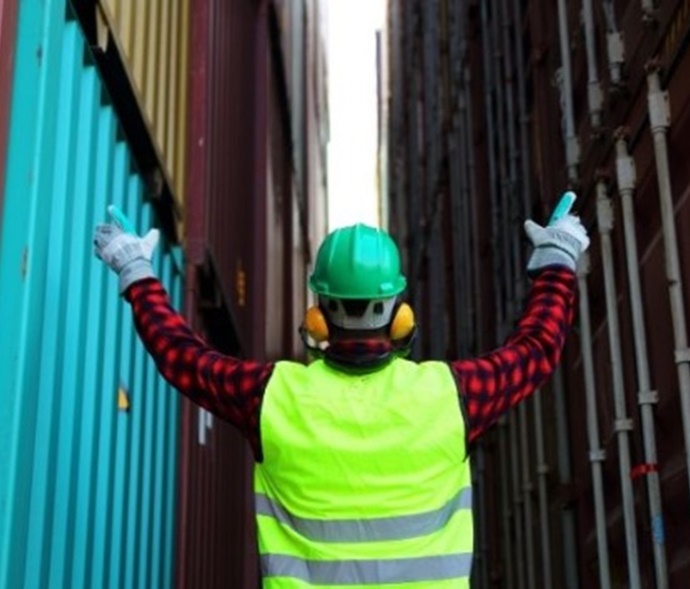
326;0;386;230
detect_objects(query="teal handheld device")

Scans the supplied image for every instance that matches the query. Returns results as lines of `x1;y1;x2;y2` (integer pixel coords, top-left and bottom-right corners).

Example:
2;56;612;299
107;204;137;235
548;191;577;225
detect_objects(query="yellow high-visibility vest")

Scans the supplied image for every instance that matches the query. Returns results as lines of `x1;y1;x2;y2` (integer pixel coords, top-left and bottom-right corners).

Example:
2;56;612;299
255;358;473;588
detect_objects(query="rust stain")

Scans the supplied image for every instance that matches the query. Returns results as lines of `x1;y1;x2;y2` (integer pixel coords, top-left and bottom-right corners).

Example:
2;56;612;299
236;258;246;307
20;247;28;279
117;384;130;412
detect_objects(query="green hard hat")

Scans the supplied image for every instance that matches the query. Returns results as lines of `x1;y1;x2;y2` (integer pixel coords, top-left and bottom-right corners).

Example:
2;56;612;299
309;223;407;299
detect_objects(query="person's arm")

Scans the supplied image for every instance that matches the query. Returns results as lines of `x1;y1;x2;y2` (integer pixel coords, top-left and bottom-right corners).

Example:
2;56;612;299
93;210;273;458
451;267;576;442
452;210;589;442
125;278;274;456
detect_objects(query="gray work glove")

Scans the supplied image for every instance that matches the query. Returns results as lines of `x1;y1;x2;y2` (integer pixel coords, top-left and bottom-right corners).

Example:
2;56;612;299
93;221;160;294
524;214;590;274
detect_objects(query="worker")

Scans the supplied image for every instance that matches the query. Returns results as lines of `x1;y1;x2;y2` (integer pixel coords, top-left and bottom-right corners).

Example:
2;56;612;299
93;204;589;588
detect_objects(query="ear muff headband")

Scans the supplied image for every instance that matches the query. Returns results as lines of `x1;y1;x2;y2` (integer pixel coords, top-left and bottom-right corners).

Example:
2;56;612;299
302;302;415;342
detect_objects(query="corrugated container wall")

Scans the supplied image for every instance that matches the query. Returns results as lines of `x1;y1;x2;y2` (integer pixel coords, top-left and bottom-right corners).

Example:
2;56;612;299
0;3;183;588
179;0;329;587
385;0;690;587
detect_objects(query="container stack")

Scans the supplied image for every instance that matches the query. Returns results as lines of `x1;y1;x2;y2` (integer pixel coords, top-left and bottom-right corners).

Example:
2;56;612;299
0;1;328;588
383;1;690;587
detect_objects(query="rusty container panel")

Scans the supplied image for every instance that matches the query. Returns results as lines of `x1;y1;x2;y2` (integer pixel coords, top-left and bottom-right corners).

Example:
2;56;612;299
178;0;265;585
177;0;327;587
185;0;321;361
98;0;190;226
0;0;18;224
186;0;269;360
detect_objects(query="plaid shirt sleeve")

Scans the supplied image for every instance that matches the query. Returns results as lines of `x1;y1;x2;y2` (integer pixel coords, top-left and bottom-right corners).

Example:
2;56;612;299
450;267;577;442
125;278;274;457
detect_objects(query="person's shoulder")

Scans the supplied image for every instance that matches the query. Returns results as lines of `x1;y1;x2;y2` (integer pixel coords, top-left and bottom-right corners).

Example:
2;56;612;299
392;357;453;376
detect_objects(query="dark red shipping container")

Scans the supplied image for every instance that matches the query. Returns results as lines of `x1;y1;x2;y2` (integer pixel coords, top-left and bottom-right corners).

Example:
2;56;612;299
179;0;327;587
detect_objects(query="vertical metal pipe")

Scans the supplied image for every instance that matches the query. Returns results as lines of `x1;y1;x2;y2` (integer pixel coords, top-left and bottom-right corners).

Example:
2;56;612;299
602;1;625;87
498;420;516;589
447;2;468;359
492;0;523;581
449;121;468;357
613;132;669;588
499;0;522;273
511;0;533;218
594;179;642;589
472;442;489;589
645;64;690;498
510;1;554;580
490;0;514;319
508;413;526;589
465;65;485;350
552;368;580;589
556;0;580;183
458;83;475;356
532;389;553;588
576;253;612;589
481;0;503;335
582;0;603;129
499;0;535;584
482;3;513;580
517;402;536;589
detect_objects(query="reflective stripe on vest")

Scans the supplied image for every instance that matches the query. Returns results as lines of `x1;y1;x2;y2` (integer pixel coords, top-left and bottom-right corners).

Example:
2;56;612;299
261;553;473;584
255;358;472;588
255;487;473;543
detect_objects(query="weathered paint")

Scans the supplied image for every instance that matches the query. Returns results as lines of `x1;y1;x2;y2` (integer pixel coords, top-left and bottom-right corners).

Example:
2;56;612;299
0;3;182;588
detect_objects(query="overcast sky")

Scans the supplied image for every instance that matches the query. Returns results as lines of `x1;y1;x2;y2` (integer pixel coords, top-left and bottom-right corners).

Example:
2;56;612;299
326;0;386;230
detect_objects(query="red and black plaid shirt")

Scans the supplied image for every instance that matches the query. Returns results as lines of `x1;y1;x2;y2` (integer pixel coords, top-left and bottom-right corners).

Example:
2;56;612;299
126;267;577;459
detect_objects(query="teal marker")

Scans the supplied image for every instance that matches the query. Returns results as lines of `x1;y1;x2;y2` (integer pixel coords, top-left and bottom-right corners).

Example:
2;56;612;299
107;204;137;234
548;191;577;225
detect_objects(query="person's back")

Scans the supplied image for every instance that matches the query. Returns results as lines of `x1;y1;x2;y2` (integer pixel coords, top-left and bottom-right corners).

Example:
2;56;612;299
256;358;472;586
94;204;589;587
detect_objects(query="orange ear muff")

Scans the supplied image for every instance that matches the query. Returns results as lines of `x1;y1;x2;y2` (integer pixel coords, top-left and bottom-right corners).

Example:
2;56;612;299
304;306;329;342
389;302;415;341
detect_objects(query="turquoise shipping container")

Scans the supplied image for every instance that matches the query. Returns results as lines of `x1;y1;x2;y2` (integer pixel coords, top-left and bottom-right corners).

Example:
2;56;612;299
0;2;183;589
